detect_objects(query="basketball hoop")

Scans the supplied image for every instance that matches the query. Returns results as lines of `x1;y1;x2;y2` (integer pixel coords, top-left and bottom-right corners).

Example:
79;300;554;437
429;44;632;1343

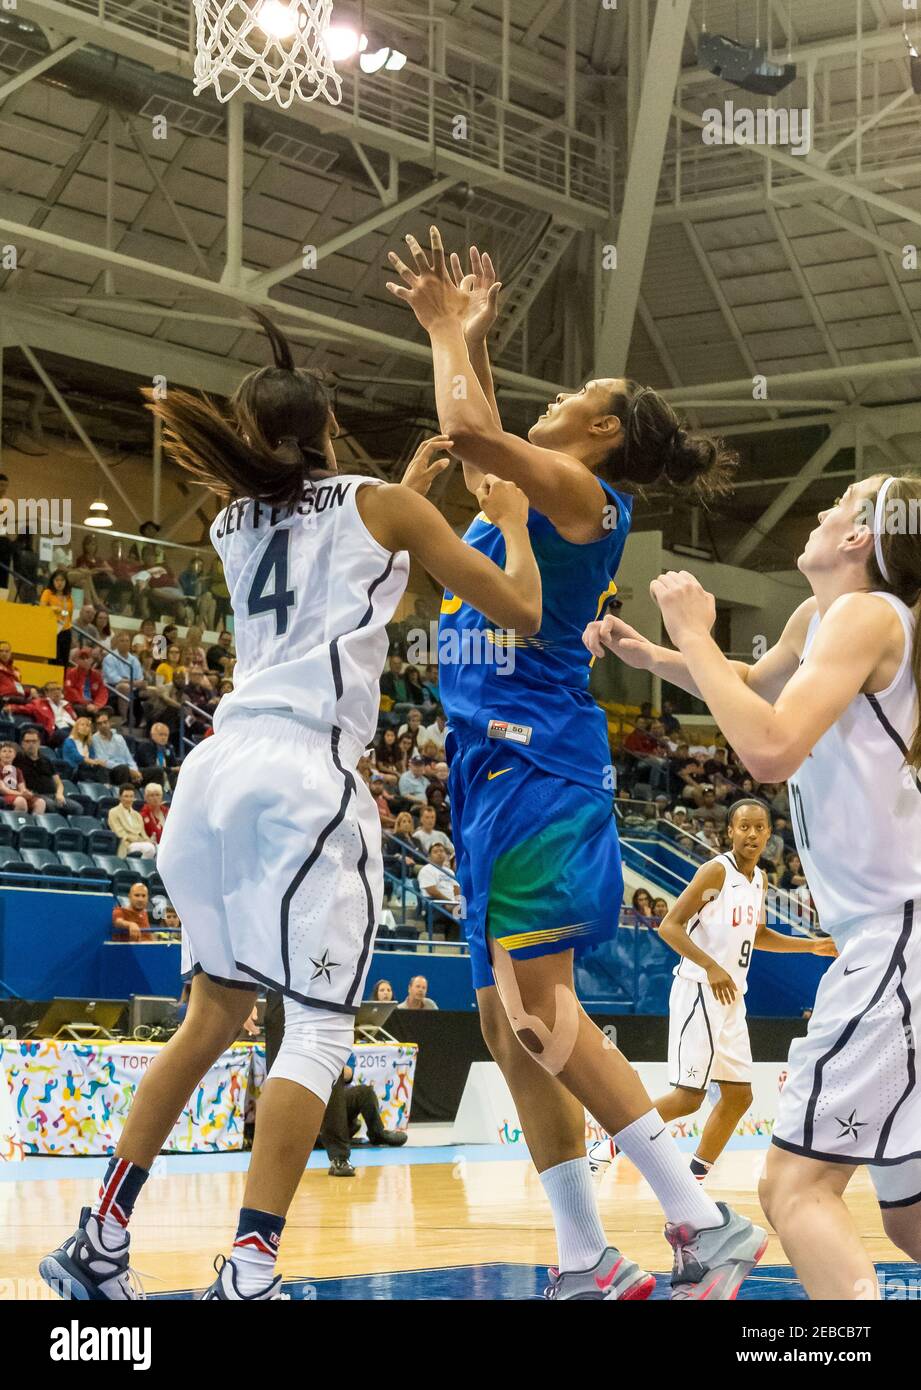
192;0;343;109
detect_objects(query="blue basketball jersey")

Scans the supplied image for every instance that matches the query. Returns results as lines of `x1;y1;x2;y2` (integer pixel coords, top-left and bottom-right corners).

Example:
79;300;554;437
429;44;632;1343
437;481;633;789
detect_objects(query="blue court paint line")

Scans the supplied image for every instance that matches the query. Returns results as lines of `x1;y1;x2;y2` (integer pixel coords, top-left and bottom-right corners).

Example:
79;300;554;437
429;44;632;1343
0;1142;533;1183
148;1259;921;1302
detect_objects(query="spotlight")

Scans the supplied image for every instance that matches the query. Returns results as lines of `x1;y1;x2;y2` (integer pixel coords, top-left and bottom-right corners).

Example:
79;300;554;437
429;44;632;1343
359;45;407;74
84;499;112;529
698;32;797;96
325;23;363;62
256;1;298;41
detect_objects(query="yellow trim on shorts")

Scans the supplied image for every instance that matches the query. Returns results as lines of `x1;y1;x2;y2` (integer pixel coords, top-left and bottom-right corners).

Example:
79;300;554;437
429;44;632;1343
493;921;598;952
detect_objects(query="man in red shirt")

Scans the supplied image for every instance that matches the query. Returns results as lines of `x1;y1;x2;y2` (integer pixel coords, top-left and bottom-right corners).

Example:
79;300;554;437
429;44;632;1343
111;882;151;942
63;647;107;715
622;717;659;758
0;640;31;705
18;682;77;746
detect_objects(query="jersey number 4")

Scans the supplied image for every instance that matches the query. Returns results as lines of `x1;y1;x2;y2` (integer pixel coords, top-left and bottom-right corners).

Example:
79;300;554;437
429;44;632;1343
247;529;296;636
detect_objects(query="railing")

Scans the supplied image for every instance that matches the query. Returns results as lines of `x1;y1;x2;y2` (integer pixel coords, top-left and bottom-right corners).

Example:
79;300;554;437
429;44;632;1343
382;831;468;955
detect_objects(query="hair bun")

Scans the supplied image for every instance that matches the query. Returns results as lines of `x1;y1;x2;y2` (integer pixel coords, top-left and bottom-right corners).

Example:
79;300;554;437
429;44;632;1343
666;430;718;486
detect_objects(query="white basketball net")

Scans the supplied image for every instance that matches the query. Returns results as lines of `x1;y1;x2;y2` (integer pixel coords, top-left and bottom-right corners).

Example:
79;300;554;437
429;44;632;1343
193;0;343;109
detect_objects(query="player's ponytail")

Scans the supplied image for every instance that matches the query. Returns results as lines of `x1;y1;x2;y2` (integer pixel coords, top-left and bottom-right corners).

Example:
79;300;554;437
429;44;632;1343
865;473;921;770
143;308;332;511
601;381;738;504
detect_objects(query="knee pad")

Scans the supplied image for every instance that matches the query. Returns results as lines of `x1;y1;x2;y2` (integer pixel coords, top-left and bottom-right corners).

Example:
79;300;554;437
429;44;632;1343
267;998;354;1106
491;946;580;1077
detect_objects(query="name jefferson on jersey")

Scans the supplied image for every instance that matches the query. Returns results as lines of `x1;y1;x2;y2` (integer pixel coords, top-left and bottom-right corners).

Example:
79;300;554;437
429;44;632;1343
211;476;409;748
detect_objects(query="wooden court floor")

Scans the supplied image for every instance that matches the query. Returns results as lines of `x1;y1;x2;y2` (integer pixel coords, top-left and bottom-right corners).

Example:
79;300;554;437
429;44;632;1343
0;1150;911;1297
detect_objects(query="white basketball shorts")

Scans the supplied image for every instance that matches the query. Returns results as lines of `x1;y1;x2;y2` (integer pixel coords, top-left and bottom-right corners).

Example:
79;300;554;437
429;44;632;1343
773;899;921;1208
667;974;753;1089
157;711;382;1014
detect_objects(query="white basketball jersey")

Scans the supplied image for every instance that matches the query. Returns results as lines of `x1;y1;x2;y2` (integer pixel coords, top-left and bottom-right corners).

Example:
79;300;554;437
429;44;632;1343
788;592;921;933
211;475;409;748
676;853;766;992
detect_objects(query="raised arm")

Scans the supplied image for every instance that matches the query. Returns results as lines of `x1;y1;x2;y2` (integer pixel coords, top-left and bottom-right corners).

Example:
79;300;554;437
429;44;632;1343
387;227;606;542
584;597;818;705
649;579;901;781
357;476;541;636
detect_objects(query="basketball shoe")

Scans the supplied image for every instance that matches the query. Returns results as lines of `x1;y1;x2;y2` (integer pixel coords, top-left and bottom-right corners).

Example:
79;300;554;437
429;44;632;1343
666;1202;768;1300
544;1247;656;1301
39;1207;144;1300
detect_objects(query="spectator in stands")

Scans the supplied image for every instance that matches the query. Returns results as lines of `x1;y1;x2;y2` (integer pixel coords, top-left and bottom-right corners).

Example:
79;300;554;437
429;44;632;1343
74;603;102;643
162;904;180;932
397;706;424;742
386;811;419;882
416;842;461;923
179;556;209;623
425;781;451;833
421;664;439;705
206;630;235;676
404;665;428;708
154;643;182;686
134;721;179;790
370;980;394;1002
380;653;410;707
421;707;447;753
20;680;77;747
398;753;429;807
40;569;74;666
760;821;786;884
372;727;401;783
653;896;669;923
204;557;230;631
91;707;141;786
631;888;656;925
413;803;454;861
780;850;807;893
92;607;113;648
676;753;708;805
64;647;107;715
72;534;114;605
140;782;169;844
15;728;80;814
144;557;189;622
102;630;145;721
623;716;658;759
183;625;208;672
417;738;440;771
395;732;417;772
0;740;44;812
60;714;108;783
699;818;722;852
370;775;396;830
690;785;728;828
111;882;151;942
774;813;795;850
431;759;450;787
659;699;681;737
108;784;157;859
399;975;438;1010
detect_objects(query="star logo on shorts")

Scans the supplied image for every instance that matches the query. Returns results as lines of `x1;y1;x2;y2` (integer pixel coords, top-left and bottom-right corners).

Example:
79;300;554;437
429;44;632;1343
309;949;340;984
685;1066;699;1080
835;1110;868;1142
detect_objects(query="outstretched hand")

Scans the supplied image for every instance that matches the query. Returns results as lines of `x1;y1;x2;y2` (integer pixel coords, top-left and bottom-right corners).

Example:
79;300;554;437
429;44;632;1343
386;226;471;332
449;245;502;344
583;612;658;669
650;571;717;649
401;434;454;497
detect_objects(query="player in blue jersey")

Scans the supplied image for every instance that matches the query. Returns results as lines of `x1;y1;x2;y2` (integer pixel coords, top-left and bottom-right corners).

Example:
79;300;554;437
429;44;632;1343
386;230;770;1301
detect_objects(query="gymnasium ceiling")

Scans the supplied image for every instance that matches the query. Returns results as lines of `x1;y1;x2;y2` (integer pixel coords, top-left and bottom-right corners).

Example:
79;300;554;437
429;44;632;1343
1;0;921;565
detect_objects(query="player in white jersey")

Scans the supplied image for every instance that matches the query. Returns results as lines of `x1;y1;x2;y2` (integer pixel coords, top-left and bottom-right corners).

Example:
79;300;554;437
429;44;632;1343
40;310;541;1303
654;799;834;1182
585;471;921;1298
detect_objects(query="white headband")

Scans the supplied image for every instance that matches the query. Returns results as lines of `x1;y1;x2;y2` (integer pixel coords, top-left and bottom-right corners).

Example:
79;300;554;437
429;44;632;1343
874;476;897;584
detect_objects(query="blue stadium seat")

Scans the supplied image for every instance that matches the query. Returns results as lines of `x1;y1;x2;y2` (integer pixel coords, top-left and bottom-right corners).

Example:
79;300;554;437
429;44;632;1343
0;811;49;849
58;851;108;882
93;854;141;894
20;848;69;878
34;814;85;853
0;849;32;883
0;720;18;742
67;817;117;855
77;782;112;804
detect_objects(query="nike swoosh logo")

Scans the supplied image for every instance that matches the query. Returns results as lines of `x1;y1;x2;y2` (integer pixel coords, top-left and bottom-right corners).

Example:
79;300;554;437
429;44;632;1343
650;1127;666;1141
487;768;513;781
595;1256;623;1291
843;965;869;976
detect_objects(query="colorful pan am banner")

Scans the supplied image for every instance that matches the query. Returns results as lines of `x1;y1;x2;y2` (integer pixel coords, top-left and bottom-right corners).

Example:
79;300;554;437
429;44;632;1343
0;1041;252;1156
0;1040;419;1159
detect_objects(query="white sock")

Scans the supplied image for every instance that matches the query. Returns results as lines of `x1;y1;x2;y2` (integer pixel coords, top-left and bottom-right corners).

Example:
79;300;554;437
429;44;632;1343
613;1110;722;1229
539;1157;608;1273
